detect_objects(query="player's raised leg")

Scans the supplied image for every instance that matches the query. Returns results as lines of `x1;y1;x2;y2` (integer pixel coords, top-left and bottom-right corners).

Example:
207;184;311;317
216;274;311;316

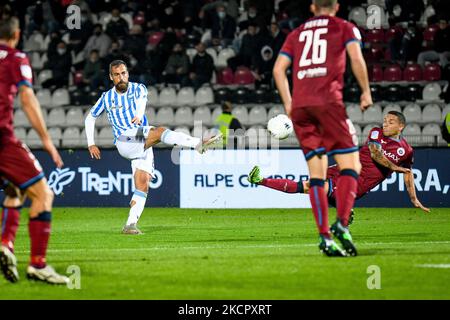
123;169;149;235
144;127;222;154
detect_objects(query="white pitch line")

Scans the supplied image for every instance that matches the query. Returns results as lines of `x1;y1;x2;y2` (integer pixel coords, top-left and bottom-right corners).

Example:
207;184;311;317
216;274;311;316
415;264;450;269
12;240;450;254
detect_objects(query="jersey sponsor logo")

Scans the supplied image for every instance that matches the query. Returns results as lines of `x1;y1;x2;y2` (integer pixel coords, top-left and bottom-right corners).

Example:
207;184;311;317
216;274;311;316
381;139;387;144
20;65;33;80
383;150;400;162
297;67;327;79
397;147;405;156
370;130;379;140
0;50;8;59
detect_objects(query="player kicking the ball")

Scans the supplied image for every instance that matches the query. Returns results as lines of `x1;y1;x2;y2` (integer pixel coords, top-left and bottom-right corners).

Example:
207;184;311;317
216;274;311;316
273;0;373;256
248;112;430;225
85;60;221;235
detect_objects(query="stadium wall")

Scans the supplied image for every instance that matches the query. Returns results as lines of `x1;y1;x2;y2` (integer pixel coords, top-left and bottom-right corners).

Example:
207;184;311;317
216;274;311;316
2;149;448;208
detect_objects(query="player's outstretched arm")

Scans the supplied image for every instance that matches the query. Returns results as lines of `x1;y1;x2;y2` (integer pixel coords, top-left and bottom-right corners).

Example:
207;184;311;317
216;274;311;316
346;42;372;111
368;143;410;173
85;113;101;159
19;86;63;168
273;55;293;117
404;170;431;213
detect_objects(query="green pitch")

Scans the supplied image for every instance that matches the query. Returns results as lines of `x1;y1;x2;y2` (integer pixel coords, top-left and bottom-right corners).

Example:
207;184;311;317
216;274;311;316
1;207;449;300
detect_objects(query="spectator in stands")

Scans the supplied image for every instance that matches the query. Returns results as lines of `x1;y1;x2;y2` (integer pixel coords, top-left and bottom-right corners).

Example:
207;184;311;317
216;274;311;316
211;4;236;46
103;40;128;70
46;30;62;58
238;5;267;32
396;22;423;65
269;22;286;57
417;19;450;68
105;8;129;39
252;45;275;88
158;0;184;29
82;50;105;90
386;0;424;24
214;101;243;147
141;43;166;85
162;43;190;85
228;22;264;71
188;42;215;90
123;24;147;63
83;24;111;59
42;41;72;89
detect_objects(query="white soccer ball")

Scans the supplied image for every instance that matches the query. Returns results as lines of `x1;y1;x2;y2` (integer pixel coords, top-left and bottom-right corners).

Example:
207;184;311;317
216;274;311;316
267;114;293;140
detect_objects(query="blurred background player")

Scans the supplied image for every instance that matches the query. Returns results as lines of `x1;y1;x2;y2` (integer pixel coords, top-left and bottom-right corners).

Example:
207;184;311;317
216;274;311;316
85;60;221;235
248;111;430;222
0;15;68;284
273;0;372;257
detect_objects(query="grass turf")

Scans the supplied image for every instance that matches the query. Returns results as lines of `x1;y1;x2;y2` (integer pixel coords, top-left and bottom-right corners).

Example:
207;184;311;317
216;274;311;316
0;207;449;300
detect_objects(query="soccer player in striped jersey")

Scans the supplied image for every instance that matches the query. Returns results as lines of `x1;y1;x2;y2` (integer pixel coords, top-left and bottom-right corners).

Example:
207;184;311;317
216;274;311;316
85;60;221;234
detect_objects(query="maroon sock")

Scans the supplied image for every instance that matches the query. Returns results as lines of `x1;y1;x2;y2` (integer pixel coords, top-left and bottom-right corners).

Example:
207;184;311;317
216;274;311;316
1;207;21;252
261;178;302;193
309;179;330;237
28;211;51;269
336;170;359;227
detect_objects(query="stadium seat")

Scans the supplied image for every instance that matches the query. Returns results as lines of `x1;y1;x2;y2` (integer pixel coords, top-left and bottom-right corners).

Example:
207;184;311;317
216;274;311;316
174;126;191;135
216;67;234;85
147;31;164;46
66;107;84;127
158;87;177;106
403;63;422;81
217;48;236;68
232;105;249;126
383;103;402;115
365;28;384;45
362;123;379;137
348;6;367;27
403;103;422;123
121;13;133;29
422;83;442;101
51;88;70;107
48;127;62;147
346;104;363;123
36;89;52;108
422;123;441;136
146;107;156;123
186;48;197;63
97;127;114;147
253;88;269;104
385;26;403;42
421;104;442;124
37;69;53;87
385;84;402;102
423;24;439;42
214;87;230;103
15;127;27;141
267;105;285;120
353;123;362;136
403;123;421;136
62;127;81;148
369;64;383;82
206;48;218;66
26;130;42;148
23;32;45;52
155;106;175;126
344;85;360;103
211;106;223;125
176;87;195;106
370;84;381;101
80;128;87;146
47;108;66;127
14;109;30;128
147;86;159;106
233;66;255;85
193;106;212;126
195;86;214;105
96;112;110;128
383;64;402;81
404;84;423;102
233;87;251;104
31;52;44;70
174;106;194;126
73;70;84;86
248;106;267;125
423;63;441;81
362;103;382;124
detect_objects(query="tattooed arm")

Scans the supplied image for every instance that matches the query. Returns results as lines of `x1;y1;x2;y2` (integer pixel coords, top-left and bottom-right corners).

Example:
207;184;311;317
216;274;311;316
368;143;411;173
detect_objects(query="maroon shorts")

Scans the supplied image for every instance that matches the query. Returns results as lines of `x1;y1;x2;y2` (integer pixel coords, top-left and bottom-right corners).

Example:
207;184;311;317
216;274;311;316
291;103;359;161
327;164;366;202
0;138;45;190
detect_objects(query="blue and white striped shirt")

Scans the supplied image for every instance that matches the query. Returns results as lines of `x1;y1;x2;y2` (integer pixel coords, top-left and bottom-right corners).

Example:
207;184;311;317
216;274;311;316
90;82;149;142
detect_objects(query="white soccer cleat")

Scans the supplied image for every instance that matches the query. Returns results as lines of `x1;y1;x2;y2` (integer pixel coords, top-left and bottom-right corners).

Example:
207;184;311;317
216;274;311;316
122;223;143;235
0;246;19;283
195;133;223;154
26;265;70;285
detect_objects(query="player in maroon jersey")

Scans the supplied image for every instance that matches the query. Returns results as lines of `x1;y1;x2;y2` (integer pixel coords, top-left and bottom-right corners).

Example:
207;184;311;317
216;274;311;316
273;0;372;256
0;16;69;284
248;111;430;220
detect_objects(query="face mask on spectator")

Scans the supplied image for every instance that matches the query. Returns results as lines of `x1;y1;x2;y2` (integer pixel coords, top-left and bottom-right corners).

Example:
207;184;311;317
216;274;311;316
111;16;120;22
249;11;257;18
94;30;101;36
218;11;226;19
165;7;173;15
57;48;66;55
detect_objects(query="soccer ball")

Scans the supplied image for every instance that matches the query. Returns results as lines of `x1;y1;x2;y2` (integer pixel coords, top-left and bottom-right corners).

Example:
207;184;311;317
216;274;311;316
267;114;293;140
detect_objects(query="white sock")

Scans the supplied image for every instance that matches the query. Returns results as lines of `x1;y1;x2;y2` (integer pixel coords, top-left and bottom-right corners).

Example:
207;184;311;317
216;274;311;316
126;190;147;225
160;129;200;148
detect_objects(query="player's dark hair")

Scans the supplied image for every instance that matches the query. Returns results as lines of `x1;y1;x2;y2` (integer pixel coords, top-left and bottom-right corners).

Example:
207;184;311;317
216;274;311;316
0;16;19;40
387;111;406;125
109;60;127;74
312;0;338;9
